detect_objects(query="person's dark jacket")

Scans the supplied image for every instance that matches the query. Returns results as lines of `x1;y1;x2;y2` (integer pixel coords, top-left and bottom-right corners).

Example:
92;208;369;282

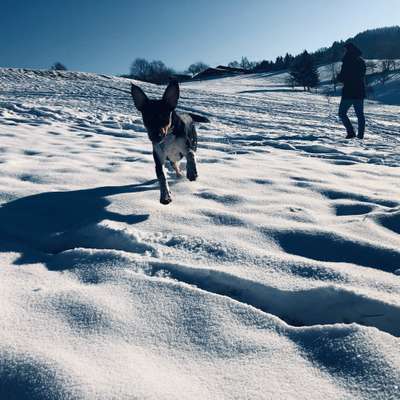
337;49;366;99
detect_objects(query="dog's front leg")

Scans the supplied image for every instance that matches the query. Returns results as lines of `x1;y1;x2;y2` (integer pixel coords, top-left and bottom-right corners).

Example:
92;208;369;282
153;149;171;204
186;150;198;181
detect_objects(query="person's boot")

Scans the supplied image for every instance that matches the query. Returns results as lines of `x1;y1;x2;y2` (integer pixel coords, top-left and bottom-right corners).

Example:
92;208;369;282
357;132;364;139
345;131;356;139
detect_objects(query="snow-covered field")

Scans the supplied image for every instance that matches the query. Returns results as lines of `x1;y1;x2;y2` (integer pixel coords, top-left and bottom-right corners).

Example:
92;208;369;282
0;68;400;399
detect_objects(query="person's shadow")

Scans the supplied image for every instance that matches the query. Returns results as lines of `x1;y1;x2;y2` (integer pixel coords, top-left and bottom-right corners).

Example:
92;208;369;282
0;180;157;267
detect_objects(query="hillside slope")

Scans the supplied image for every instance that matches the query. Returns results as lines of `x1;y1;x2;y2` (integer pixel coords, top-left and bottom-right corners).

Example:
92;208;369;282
0;68;400;399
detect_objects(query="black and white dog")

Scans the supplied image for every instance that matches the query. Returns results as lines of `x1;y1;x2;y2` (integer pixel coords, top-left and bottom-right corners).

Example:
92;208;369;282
131;81;209;204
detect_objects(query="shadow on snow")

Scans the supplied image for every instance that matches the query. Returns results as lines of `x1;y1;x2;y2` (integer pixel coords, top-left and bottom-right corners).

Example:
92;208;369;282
0;180;157;266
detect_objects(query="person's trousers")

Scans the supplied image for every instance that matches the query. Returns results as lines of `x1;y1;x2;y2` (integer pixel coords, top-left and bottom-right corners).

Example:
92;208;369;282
338;98;365;137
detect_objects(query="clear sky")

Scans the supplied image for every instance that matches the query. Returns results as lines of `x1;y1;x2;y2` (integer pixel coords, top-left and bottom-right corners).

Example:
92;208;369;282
1;0;399;75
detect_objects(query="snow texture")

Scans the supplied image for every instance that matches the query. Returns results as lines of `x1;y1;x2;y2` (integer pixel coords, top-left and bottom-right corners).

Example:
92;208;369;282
0;67;400;399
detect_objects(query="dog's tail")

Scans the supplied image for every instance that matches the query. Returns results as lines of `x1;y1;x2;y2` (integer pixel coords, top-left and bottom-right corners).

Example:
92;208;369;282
189;113;210;123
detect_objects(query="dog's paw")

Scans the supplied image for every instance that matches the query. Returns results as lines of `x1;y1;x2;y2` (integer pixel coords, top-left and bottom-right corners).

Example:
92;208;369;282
187;169;198;182
160;192;172;205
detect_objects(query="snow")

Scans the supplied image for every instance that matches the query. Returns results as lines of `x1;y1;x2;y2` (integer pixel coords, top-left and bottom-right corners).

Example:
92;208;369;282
1;67;400;399
371;71;400;106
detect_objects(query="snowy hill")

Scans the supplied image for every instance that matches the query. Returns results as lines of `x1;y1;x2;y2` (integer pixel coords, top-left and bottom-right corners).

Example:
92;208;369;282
0;68;400;399
189;62;400;106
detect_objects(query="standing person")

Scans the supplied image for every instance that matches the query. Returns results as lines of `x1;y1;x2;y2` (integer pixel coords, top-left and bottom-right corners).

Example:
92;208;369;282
337;43;366;139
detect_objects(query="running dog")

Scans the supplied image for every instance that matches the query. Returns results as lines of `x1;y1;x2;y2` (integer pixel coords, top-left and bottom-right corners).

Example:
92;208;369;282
131;81;209;204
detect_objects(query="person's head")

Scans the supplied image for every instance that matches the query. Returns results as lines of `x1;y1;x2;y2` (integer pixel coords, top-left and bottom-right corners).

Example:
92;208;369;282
344;42;362;57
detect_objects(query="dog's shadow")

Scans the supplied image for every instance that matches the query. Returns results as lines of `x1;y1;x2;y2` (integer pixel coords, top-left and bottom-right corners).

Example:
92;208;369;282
0;180;157;266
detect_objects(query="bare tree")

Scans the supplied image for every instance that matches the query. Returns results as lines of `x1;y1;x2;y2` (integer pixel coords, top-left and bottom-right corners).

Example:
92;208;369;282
365;60;376;74
228;61;240;68
239;57;251;70
147;60;175;84
379;59;396;85
130;58;175;84
130;58;150;80
330;62;339;94
187;62;209;76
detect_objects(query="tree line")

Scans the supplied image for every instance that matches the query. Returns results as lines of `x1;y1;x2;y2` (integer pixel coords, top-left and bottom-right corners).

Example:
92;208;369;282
51;26;400;89
125;59;209;84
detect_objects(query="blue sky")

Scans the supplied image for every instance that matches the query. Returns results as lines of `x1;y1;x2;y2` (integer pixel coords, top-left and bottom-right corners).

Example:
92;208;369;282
1;0;399;74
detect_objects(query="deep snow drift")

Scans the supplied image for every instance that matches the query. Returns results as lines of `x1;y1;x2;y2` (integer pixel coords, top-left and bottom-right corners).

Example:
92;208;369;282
0;68;400;399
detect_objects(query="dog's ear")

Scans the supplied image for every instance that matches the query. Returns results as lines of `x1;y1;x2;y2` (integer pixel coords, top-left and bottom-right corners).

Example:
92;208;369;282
131;84;148;111
162;81;179;110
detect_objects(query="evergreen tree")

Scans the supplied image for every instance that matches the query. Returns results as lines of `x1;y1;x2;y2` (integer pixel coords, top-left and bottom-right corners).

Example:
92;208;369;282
330;41;345;62
350;26;400;59
283;53;294;68
289;51;320;91
274;56;285;70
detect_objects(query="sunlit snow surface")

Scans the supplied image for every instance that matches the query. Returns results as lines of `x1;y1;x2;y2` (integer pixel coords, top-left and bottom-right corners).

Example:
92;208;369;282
0;68;400;399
